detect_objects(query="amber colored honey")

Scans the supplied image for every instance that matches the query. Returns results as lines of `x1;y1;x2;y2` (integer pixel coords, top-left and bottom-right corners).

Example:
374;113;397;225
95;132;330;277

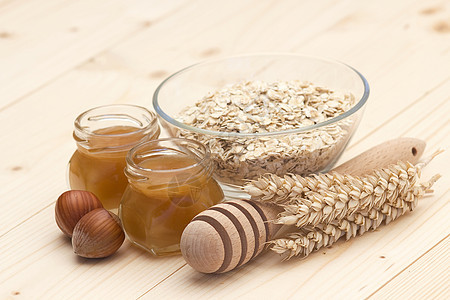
68;126;156;210
119;153;224;256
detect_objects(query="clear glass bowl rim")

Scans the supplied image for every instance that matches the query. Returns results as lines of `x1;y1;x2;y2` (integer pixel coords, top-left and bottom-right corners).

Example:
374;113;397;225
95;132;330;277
152;53;370;138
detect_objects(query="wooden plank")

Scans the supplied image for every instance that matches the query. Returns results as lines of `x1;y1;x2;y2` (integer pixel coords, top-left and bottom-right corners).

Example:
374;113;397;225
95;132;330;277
368;235;450;300
0;0;187;108
336;78;450;165
0;204;187;299
107;0;442;75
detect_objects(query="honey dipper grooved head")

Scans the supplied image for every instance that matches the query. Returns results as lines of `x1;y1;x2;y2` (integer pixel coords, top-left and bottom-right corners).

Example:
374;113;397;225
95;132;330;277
180;199;282;274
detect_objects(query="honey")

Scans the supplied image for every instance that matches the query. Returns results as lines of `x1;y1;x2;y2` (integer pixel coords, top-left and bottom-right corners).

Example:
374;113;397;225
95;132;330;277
119;138;224;256
68;105;160;210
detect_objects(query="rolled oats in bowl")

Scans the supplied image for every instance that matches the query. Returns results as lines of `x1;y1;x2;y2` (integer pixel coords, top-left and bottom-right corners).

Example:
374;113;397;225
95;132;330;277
153;54;369;186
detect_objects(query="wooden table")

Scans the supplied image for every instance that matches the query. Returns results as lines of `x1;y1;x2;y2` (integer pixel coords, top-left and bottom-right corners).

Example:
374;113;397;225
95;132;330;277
1;0;449;299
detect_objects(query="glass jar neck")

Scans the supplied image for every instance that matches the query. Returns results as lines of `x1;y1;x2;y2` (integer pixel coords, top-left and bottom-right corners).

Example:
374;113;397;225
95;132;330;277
125;138;213;185
73;104;160;154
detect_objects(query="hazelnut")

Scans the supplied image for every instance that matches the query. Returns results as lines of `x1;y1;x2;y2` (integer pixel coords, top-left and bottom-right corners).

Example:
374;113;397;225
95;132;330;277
55;190;103;237
72;208;125;258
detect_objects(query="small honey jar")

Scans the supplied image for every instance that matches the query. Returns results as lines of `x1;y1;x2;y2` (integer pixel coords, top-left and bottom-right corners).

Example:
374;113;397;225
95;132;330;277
119;138;224;256
68;104;160;210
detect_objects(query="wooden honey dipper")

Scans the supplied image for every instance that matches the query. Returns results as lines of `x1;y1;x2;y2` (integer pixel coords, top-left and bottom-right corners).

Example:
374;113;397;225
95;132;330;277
180;138;425;274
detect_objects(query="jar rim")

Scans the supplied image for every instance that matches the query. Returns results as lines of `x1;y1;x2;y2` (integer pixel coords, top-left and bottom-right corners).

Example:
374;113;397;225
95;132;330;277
126;137;211;175
73;104;160;152
74;104;159;137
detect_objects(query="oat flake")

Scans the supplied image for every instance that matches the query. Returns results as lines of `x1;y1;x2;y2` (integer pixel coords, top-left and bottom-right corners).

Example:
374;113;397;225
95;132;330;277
175;80;358;185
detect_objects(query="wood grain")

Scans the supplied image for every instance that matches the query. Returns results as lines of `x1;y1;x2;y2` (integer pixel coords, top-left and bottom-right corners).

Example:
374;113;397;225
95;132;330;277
332;138;425;175
368;234;450;300
0;0;187;107
0;0;449;298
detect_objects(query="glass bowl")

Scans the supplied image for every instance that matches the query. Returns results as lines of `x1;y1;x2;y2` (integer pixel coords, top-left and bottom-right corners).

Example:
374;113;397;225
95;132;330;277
153;53;369;188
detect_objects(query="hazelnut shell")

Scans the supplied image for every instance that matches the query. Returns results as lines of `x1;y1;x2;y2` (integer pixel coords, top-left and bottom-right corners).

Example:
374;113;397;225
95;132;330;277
55;190;103;237
72;208;125;258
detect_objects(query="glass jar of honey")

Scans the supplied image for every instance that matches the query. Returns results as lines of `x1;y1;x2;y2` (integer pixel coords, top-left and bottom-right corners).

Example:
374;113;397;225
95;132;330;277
119;138;224;256
68;104;160;211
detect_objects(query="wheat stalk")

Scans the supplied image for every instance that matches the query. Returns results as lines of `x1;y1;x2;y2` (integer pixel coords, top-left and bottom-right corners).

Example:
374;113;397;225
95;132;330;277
270;174;440;259
245;160;419;204
244;151;442;259
245;157;440;228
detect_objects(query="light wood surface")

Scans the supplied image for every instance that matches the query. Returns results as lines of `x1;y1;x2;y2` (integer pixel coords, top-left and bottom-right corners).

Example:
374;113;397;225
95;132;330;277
1;0;449;299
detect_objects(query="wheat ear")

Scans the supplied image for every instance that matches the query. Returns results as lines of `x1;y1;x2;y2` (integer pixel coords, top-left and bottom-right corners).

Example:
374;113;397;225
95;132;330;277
270;174;440;259
245;156;439;228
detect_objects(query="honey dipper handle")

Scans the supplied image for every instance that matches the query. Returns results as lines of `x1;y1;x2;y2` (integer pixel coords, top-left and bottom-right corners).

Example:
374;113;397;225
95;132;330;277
331;137;425;176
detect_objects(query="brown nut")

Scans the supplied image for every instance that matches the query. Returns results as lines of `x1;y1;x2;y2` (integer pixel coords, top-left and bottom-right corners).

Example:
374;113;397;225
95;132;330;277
72;208;125;258
55;190;103;237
